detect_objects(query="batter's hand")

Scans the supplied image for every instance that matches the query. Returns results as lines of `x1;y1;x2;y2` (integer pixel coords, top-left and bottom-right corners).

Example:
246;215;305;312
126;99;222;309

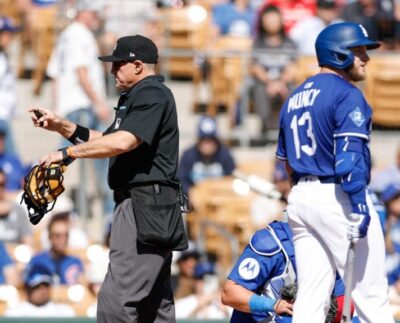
347;208;370;243
274;299;293;316
39;151;64;168
29;107;62;132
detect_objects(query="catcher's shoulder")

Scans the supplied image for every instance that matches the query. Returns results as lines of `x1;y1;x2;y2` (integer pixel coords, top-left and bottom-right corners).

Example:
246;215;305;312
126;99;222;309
249;224;283;256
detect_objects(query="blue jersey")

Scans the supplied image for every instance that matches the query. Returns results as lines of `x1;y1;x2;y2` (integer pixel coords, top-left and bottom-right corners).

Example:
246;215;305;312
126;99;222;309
0;242;13;284
276;73;372;179
26;251;84;285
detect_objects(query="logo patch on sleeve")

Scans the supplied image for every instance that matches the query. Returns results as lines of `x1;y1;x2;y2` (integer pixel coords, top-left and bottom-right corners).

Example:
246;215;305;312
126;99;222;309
238;258;260;280
349;107;365;127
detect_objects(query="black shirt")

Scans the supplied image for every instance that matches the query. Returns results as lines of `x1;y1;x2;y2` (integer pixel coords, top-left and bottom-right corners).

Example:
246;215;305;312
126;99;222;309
104;75;179;189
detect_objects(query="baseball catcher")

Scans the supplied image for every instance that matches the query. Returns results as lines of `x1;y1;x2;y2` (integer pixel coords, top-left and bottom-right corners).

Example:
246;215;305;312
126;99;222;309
21;160;72;225
221;221;350;323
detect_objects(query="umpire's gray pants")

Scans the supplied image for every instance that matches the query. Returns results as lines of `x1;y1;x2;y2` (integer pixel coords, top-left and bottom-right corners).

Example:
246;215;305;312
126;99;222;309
97;198;175;323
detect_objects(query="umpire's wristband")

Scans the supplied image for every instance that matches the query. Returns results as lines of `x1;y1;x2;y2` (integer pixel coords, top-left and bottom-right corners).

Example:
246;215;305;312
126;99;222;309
58;147;75;165
67;124;90;145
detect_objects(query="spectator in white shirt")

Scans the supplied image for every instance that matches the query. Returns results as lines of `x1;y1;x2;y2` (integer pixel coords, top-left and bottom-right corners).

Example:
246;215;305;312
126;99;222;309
46;0;113;219
0;16;20;155
289;0;341;56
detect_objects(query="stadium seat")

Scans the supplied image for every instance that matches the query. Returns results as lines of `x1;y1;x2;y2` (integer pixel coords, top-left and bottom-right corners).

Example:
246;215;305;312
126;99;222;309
207;36;252;124
51;284;95;317
0;0;21;24
294;55;319;85
188;176;256;273
157;6;210;79
365;54;400;127
17;5;57;95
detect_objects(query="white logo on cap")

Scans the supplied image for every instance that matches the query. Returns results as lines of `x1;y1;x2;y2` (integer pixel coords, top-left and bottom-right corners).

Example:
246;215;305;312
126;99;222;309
358;24;368;37
129;52;135;57
200;118;216;134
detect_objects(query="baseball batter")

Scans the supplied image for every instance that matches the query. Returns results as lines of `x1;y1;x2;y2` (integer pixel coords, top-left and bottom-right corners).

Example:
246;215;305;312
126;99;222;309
276;22;394;322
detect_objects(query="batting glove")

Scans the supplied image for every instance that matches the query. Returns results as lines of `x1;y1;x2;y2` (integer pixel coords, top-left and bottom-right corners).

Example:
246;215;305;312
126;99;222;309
347;204;370;242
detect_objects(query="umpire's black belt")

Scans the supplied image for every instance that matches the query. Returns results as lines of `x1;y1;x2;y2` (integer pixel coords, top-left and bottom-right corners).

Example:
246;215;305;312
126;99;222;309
294;175;341;185
113;183;174;204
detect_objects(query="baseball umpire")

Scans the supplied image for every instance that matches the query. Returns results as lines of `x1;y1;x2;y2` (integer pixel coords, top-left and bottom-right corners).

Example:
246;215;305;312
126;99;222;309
275;22;394;322
29;35;188;322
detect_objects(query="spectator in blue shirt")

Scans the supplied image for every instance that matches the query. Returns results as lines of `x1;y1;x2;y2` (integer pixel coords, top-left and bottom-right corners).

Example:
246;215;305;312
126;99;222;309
0;241;18;286
26;213;84;285
0;129;25;193
178;116;236;195
212;0;257;37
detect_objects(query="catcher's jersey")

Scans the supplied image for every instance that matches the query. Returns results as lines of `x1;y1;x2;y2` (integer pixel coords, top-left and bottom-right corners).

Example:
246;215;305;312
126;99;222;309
276;73;372;179
228;222;296;323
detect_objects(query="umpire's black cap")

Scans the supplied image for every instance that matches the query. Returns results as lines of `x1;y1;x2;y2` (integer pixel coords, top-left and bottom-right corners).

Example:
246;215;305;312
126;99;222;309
99;35;158;64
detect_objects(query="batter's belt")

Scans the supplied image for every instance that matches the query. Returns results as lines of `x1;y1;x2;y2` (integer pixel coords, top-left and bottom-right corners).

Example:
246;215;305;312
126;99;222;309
293;175;341;185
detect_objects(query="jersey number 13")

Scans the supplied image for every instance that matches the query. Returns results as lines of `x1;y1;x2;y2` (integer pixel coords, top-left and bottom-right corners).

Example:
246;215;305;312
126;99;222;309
290;111;317;159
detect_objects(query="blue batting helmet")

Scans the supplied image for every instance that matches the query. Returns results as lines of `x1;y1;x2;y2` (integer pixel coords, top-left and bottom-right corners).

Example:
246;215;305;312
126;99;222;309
315;22;380;70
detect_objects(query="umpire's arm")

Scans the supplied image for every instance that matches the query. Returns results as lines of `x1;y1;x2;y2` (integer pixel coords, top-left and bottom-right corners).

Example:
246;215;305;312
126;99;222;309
65;130;141;159
29;107;103;141
39;130;142;167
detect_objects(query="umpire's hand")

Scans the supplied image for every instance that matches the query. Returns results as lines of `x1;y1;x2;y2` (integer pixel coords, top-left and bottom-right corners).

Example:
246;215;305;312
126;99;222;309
274;299;293;316
29;107;62;132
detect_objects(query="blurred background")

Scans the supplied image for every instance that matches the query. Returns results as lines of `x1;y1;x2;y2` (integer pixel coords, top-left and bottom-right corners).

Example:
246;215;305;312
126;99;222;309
0;0;398;321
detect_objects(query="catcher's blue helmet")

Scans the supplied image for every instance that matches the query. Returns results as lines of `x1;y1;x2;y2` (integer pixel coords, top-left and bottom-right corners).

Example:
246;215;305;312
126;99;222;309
315;22;380;70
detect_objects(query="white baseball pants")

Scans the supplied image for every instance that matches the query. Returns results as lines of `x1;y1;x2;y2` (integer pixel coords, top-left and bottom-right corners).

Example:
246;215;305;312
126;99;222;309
287;178;394;323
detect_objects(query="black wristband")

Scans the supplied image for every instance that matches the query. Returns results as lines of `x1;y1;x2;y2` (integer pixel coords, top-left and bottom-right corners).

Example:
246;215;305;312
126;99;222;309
58;147;75;166
67;124;90;145
59;147;69;160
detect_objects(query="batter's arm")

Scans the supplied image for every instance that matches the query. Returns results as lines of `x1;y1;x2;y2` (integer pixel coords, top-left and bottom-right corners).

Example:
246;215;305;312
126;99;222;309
335;136;370;240
335;136;368;209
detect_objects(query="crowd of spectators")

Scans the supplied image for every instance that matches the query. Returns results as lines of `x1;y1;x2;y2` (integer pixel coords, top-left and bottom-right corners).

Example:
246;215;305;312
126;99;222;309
0;0;398;320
